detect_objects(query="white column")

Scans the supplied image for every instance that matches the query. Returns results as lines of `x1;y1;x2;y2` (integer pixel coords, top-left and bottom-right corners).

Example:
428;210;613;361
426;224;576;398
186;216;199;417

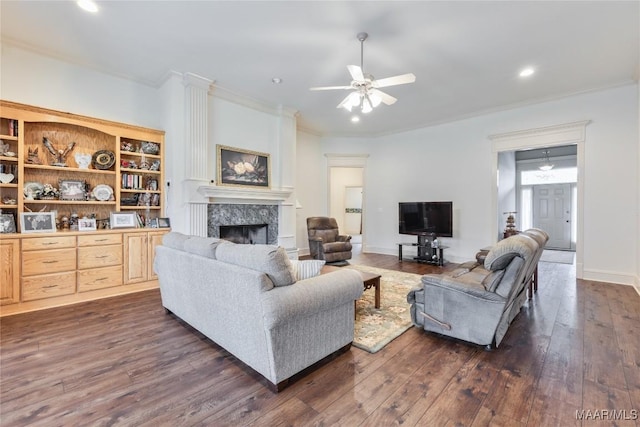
183;72;213;236
275;107;298;253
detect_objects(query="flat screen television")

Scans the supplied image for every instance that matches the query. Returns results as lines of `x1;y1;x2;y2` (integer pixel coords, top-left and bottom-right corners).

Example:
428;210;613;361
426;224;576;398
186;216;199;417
399;201;453;237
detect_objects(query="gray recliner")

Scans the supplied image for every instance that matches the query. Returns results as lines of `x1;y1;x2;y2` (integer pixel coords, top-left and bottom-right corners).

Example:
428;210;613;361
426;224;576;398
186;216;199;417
407;229;547;348
307;217;352;264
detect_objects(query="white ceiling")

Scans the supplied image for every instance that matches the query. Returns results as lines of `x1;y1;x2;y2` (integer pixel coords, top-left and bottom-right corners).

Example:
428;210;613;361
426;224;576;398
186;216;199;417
1;1;638;137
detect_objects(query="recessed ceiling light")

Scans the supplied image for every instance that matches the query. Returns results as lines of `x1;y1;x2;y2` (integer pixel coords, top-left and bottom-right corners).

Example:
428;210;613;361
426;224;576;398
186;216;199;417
271;77;282;84
519;67;535;78
351;116;360;123
77;0;99;13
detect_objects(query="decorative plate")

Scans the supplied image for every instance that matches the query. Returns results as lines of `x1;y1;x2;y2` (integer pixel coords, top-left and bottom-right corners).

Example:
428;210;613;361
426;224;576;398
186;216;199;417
92;184;113;201
92;150;115;170
24;182;44;199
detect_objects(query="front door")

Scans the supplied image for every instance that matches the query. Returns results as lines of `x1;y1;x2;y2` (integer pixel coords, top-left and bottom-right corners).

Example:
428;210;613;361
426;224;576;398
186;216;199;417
532;183;572;249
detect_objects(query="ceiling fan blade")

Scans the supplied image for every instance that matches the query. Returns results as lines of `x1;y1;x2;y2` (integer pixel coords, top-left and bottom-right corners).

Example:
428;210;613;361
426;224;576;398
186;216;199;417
372;73;416;88
347;65;365;82
309;85;353;91
369;88;397;105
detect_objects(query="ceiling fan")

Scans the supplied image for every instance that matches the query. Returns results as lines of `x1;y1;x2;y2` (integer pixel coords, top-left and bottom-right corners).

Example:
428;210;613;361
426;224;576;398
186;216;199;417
310;32;416;114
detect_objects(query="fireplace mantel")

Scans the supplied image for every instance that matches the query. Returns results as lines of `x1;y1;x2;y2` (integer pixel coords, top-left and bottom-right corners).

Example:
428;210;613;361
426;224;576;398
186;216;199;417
197;185;293;204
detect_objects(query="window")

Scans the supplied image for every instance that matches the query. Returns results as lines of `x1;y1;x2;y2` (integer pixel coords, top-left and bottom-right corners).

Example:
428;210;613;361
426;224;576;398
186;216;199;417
521;167;577;185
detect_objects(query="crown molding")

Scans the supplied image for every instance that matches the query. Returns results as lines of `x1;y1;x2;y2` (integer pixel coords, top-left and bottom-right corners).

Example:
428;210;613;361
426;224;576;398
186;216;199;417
211;84;298;119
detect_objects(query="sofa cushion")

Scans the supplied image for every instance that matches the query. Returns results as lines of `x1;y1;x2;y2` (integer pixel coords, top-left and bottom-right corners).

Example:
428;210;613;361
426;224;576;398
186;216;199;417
290;260;325;280
215;244;296;287
183;236;229;259
482;269;506;292
162;232;190;251
484;234;536;271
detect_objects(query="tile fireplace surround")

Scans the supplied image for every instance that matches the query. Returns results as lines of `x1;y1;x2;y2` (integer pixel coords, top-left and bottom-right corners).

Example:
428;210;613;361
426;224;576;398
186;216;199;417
207;204;279;245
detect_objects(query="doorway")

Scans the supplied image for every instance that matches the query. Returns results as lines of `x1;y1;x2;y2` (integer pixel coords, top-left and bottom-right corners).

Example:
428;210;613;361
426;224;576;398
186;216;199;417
326;154;368;254
490;121;588;278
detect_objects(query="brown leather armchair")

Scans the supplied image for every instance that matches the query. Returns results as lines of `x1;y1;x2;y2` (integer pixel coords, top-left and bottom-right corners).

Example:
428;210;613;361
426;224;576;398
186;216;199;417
306;217;352;264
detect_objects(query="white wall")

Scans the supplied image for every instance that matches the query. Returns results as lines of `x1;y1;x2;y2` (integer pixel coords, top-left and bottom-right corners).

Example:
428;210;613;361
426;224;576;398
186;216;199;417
295;130;325;253
1;44;161;129
497;151;517;240
315;85;639;284
637;82;640;293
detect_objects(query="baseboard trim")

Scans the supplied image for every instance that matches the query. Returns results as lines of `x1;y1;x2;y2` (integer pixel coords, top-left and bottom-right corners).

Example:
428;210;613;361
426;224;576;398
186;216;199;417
582;269;636;286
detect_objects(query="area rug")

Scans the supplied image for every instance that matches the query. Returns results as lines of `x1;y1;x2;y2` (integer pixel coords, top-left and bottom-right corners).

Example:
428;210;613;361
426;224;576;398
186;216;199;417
346;264;423;353
540;249;575;264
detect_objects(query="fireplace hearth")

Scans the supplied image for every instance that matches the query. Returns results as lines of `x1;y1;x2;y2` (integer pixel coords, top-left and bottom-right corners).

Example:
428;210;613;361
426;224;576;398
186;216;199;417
220;224;268;244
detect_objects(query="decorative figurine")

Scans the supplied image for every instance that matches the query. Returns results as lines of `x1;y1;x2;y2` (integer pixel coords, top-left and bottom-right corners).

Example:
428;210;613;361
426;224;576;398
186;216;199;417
74;152;92;169
26;147;42;165
503;211;518;238
43;137;76;167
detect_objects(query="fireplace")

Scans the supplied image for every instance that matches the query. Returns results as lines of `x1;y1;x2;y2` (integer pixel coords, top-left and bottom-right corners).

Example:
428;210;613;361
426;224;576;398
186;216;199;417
208;204;278;245
220;224;268;244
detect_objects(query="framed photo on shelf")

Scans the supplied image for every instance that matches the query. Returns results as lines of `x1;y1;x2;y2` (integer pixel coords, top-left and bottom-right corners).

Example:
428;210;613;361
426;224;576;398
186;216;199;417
78;217;97;231
109;212;137;229
157;217;171;228
20;212;56;234
217;145;270;189
0;213;16;233
59;179;86;201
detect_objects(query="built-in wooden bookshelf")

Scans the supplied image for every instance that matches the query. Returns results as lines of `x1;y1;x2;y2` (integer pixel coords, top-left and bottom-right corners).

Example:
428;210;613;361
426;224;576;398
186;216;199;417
0;100;168;316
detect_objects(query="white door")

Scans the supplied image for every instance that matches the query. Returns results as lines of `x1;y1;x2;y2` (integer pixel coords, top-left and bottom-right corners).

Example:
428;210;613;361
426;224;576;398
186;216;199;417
344;186;362;235
532;183;572;249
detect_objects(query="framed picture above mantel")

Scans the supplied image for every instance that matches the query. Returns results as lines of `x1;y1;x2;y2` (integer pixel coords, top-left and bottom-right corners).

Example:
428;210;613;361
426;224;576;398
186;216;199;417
217;145;270;189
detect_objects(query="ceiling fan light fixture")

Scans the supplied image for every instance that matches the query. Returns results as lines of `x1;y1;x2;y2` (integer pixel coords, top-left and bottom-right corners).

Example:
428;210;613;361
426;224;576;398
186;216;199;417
312;31;415;115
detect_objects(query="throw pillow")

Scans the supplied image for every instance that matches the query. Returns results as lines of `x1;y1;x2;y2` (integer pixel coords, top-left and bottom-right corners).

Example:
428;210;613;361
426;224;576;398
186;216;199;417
215;244;296;287
290;260;325;280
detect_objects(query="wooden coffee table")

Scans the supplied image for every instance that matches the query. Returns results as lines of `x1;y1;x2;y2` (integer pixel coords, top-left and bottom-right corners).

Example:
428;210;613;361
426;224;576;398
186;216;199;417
321;265;381;308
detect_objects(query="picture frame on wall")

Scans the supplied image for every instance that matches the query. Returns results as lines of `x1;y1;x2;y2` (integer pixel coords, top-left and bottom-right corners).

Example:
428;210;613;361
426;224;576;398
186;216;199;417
109;212;137;229
217;145;270;189
20;212;56;233
0;213;17;233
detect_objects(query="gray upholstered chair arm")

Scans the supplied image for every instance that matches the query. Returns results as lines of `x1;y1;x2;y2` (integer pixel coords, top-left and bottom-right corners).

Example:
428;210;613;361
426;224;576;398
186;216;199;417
260;269;363;329
422;275;506;303
309;236;323;242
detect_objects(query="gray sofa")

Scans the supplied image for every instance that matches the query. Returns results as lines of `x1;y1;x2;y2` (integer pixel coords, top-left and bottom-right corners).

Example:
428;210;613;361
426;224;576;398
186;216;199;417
154;232;363;391
407;229;547;348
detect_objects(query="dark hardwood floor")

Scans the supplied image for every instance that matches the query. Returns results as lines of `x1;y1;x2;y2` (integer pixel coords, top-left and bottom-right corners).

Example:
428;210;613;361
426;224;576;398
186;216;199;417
1;253;639;426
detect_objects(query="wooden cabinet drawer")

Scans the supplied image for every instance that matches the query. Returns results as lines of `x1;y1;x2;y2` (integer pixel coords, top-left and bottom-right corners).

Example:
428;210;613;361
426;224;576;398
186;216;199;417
22;248;77;276
78;265;123;292
22;236;76;251
22;271;76;301
78;245;122;269
78;234;122;247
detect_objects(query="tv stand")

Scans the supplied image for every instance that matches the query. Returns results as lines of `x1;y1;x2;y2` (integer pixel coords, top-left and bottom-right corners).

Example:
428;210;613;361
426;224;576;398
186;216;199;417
398;236;447;266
